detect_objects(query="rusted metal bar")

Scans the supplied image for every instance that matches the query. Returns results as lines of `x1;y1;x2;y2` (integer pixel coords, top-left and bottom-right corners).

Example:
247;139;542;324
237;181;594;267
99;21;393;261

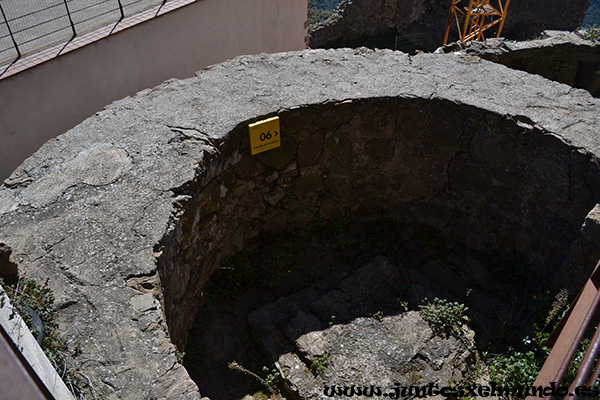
0;323;56;399
462;0;476;40
495;0;510;38
587;347;600;387
463;17;503;42
568;318;600;400
526;260;600;400
444;0;510;45
443;0;461;45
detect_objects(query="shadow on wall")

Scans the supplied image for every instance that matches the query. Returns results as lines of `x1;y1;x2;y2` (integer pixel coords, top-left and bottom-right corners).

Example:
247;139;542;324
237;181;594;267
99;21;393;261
155;97;600;352
319;31;430;54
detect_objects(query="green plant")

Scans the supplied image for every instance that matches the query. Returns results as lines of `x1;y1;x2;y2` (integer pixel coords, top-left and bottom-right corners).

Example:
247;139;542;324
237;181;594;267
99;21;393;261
484;335;591;399
483;289;589;400
448;356;486;394
371;310;384;321
175;350;185;364
398;300;409;311
546;289;568;324
485;345;542;390
310;353;330;376
578;26;600;40
310;0;342;10
263;365;282;388
228;360;279;396
418;297;470;337
310;9;333;25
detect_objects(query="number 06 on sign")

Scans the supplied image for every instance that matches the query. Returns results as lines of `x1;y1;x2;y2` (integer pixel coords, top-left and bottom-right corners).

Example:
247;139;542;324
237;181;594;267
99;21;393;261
249;116;281;155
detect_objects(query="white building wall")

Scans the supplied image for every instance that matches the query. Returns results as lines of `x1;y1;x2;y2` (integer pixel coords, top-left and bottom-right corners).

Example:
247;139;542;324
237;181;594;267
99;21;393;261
0;0;309;180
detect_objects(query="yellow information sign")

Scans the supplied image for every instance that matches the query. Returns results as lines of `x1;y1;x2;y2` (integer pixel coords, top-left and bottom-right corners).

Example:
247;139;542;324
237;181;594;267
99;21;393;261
249;116;281;155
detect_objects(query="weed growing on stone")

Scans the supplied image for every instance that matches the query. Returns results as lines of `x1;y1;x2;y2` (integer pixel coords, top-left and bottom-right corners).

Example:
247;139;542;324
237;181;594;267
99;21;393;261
398;300;409;312
371;310;384;321
175;350;185;364
228;360;280;397
448;355;487;395
483;335;589;398
1;278;87;399
263;366;282;388
310;353;330;376
544;288;569;327
578;26;600;41
483;289;588;399
418;297;470;338
484;343;545;393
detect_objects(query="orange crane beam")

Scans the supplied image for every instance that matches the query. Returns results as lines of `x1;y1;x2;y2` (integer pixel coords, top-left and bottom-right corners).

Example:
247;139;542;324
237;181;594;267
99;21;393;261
443;0;511;45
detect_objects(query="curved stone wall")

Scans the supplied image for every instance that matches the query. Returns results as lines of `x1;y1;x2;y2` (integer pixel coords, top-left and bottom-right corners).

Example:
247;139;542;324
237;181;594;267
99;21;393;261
1;49;600;398
437;31;600;98
158;96;600;351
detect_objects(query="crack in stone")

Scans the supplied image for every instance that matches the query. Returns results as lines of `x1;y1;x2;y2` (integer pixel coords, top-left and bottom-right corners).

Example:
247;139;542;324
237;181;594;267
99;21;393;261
168;125;223;155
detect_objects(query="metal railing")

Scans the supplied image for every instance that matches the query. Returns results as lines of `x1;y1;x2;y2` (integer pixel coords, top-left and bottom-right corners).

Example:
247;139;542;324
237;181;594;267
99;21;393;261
0;322;56;399
0;0;168;66
527;259;600;400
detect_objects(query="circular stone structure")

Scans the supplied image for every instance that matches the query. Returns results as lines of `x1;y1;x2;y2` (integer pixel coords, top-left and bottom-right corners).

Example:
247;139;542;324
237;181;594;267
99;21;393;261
1;48;600;399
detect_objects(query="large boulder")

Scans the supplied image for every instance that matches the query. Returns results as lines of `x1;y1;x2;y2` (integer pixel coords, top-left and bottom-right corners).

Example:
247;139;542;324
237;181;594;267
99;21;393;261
247;257;477;399
310;0;591;51
1;48;600;398
436;30;600;97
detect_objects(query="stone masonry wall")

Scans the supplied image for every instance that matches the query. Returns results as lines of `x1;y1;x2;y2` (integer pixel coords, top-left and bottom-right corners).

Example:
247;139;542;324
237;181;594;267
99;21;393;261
1;49;600;398
158;97;600;350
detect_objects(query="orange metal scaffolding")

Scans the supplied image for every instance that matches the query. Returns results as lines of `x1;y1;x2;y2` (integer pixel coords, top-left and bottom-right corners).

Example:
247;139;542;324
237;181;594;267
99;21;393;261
443;0;511;45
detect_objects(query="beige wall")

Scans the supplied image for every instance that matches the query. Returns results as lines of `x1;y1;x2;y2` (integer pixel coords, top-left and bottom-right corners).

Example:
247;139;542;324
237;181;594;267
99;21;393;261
0;0;308;181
